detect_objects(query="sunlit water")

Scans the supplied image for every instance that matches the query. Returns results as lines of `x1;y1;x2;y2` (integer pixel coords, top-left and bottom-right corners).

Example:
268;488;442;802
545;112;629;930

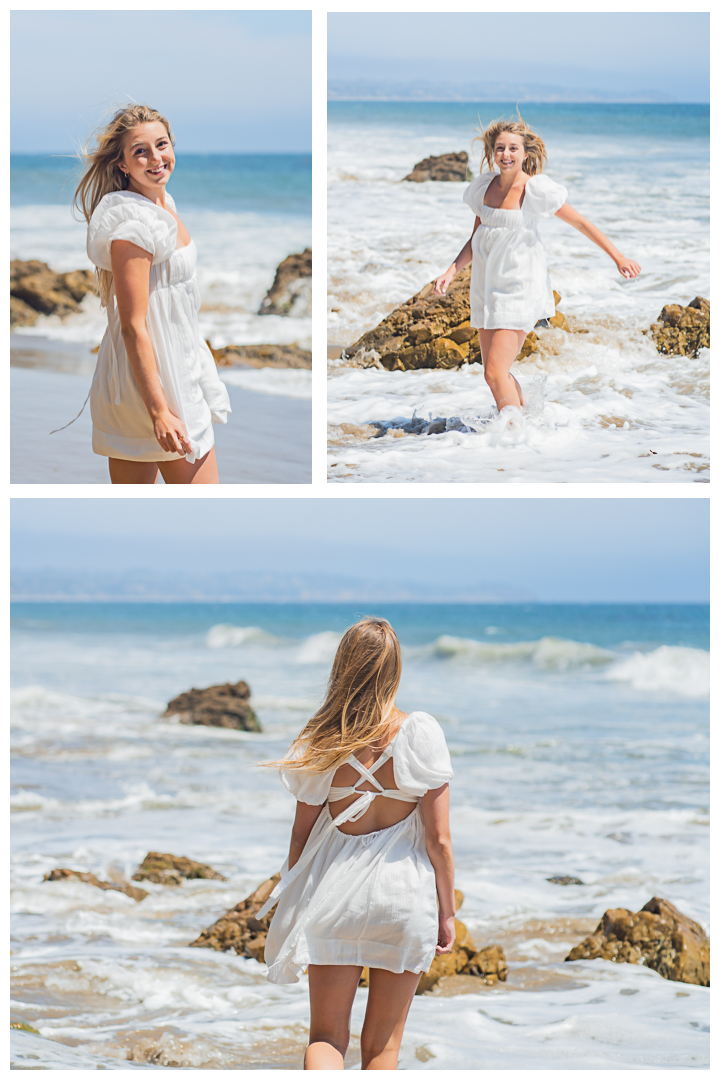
327;103;709;483
11;602;709;1069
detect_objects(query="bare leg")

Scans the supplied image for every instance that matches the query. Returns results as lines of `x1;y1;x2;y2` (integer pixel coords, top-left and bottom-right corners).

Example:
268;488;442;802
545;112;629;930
478;329;527;411
158;448;219;485
108;459;159;484
305;964;362;1070
360;969;421;1070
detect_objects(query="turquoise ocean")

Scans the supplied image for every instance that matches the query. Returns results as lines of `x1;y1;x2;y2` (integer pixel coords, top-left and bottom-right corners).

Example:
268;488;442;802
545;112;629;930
11;601;709;1068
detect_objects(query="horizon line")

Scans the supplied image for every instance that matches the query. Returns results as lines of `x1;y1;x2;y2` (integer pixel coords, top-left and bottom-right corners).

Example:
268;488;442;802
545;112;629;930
10;596;708;606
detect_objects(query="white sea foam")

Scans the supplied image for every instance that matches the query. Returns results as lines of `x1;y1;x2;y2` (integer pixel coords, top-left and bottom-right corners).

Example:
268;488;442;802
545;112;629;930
327;111;709;484
294;631;343;665
206;624;280;648
606;645;710;698
219;367;312;400
432;634;615;668
10;204;311;351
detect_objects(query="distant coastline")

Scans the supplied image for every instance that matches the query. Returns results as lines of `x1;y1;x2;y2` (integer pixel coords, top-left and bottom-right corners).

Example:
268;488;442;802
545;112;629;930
327;81;688;104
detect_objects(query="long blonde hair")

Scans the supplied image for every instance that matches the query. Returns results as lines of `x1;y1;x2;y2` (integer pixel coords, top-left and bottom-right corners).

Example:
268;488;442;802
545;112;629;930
473;110;547;176
273;617;402;775
73;104;174;305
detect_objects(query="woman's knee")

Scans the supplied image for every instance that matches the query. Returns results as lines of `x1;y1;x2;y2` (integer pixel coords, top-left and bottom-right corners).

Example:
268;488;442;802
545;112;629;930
308;1030;349;1058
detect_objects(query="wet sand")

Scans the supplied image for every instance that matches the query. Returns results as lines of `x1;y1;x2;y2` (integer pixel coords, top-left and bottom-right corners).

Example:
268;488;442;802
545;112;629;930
11;350;311;485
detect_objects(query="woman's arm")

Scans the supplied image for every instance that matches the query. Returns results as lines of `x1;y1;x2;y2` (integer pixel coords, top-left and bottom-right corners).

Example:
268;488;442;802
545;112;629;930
434;217;482;295
421;783;455;954
554;203;641;279
288;801;324;869
111;239;192;454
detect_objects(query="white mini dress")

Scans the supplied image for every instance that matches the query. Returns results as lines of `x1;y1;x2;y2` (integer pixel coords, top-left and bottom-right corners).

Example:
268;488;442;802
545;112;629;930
463;172;568;334
258;711;454;985
87;191;231;463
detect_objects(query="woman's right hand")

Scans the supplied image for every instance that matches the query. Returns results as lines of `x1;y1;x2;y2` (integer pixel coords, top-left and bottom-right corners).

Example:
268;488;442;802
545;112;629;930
433;269;455;296
436;913;456;955
152;409;192;455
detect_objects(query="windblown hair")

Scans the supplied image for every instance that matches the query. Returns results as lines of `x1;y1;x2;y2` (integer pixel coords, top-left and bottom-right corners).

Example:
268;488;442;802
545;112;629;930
73;104;174;305
269;617;402;776
473;110;547;176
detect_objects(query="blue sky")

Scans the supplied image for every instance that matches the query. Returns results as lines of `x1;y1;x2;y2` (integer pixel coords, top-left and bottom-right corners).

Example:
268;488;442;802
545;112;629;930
328;13;709;103
11;11;311;153
10;499;709;603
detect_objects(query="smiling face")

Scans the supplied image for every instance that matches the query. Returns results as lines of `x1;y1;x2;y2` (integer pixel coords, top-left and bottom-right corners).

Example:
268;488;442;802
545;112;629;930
120;121;175;197
493;132;528;175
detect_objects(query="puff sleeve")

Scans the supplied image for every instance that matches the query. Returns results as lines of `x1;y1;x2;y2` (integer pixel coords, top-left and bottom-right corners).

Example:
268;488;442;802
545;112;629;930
462;172;494;216
392;712;453;796
87;192;177;271
279;745;335;805
523;174;567;218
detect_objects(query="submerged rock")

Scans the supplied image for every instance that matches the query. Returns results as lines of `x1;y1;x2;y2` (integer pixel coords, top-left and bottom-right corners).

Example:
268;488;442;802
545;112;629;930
10;260;94;326
163;680;261;732
259;248;312;318
344;270;570;372
547;875;586;886
647;296;709;358
206;342;311;369
132;852;227;887
403;152;471;183
44;867;148;902
189;874;281;960
565;896;709;986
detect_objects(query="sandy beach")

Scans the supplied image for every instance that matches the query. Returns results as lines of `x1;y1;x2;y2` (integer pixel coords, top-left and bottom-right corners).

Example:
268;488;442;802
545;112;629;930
11;345;311;485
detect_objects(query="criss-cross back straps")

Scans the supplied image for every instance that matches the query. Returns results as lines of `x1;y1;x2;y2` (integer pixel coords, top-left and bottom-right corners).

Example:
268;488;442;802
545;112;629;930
327;745;417;825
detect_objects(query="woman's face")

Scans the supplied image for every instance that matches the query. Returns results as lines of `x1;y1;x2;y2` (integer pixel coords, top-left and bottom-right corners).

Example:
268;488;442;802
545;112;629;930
120;121;175;195
493;132;527;174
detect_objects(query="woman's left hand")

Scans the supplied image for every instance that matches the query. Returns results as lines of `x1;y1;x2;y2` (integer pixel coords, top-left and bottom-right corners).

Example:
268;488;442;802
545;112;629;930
615;256;641;279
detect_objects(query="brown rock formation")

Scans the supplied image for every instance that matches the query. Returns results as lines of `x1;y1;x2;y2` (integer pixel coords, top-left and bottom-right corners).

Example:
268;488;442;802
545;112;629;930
259;248;312;317
10;260;94;326
344;270;569;371
132;852;226;886
163;680;261;732
403;152;471;183
44;867;148;902
565;897;709;986
189;874;281;961
206;342;311;369
646;297;709;358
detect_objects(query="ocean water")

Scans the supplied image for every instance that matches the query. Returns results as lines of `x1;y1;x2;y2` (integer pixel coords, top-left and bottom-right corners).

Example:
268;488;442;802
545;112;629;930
11;602;709;1069
327;103;709;483
11;153;312;351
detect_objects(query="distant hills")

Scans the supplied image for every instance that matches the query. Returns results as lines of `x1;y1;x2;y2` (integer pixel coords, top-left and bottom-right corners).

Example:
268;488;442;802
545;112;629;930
328;79;677;104
10;568;533;604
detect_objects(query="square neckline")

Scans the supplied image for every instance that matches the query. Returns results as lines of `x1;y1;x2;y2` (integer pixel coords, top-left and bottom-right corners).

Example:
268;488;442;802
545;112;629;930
482;174;526;213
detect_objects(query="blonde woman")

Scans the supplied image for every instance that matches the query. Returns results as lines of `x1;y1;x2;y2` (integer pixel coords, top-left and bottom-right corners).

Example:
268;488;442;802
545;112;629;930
258;617;455;1070
434;114;641;423
74;105;230;484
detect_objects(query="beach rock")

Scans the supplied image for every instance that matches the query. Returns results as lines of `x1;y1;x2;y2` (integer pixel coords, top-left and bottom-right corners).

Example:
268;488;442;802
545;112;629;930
565;897;709;986
403;152;471;183
547;875;586;886
10;260;94;326
647;296;709;358
206;341;311;369
163;679;261;732
43;867;148;902
189;874;281;960
132;852;227;887
344;270;568;371
259;248;312;318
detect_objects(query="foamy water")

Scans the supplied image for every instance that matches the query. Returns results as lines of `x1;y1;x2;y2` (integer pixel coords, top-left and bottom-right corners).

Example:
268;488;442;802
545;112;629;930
11;204;311;351
327;103;709;483
11;602;708;1069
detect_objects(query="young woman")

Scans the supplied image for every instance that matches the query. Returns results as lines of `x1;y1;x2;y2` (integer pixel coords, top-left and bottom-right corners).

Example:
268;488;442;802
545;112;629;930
434;114;641;422
259;617;455;1070
74;104;230;484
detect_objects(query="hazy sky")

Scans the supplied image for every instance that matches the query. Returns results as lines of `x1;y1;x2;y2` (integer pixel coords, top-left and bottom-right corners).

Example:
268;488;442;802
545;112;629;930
11;10;311;153
11;498;709;603
328;13;709;102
